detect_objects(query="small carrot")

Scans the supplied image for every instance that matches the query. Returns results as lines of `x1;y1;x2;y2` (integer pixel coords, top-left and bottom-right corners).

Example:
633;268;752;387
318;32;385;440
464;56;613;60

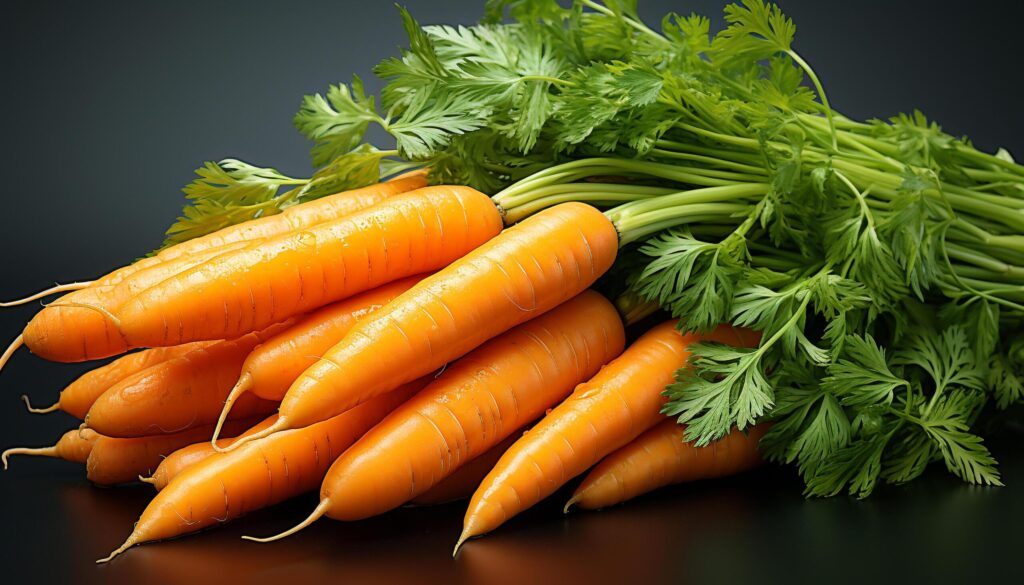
566;421;768;511
84;323;291;438
410;431;523;506
212;275;426;441
5;176;427;366
141;415;279;491
456;321;758;552
1;417;258;485
242;291;624;541
229;202;618;448
98;378;431;562
21;341;216;418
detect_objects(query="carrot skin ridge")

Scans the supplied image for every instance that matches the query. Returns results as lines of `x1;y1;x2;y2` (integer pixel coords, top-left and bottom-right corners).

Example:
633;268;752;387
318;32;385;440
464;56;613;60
314;291;625;522
273;201;618;438
568;421;769;510
458;321;757;544
409;429;524;506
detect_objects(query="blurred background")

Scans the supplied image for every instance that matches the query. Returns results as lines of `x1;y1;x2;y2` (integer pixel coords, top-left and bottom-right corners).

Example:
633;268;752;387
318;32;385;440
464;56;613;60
0;1;1022;583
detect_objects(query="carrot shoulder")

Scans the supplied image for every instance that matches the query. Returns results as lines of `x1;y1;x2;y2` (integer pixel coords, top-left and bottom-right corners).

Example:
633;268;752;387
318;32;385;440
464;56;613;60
457;321;758;549
240;201;618;446
567;421;768;510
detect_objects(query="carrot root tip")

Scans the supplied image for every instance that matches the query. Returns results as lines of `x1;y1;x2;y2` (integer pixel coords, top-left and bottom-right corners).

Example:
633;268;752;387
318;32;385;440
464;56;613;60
137;475;156;485
0;334;24;377
563;494;581;514
0;281;94;307
241;498;330;543
211;373;251;451
218;417;285;453
43;301;123;331
96;537;135;564
2;445;59;469
21;395;59;414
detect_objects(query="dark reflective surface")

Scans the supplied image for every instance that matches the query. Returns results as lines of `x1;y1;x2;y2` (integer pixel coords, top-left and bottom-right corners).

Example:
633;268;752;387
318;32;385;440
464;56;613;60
2;1;1023;584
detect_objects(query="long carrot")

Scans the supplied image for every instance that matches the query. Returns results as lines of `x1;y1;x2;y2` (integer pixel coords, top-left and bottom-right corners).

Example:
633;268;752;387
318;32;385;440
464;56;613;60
456;321;759;552
21;341;216;418
83;323;290;438
565;421;768;510
1;417;258;485
98;377;432;562
212;275;426;441
410;431;523;506
141;416;279;491
242;291;624;541
1;176;427;367
228;201;617;448
108;186;500;349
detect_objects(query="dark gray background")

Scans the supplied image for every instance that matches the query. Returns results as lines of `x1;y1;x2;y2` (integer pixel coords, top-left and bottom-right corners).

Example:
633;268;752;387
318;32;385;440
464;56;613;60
1;1;1022;584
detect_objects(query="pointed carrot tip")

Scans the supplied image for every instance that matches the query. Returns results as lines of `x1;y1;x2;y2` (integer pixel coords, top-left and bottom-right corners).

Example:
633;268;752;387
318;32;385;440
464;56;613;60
21;394;59;414
218;418;285;453
138;475;156;485
452;533;470;558
242;498;329;543
0;334;24;377
562;494;581;514
96;537;134;564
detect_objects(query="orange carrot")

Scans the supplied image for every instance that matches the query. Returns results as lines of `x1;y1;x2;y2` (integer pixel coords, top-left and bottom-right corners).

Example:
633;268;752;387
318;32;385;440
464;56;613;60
242;291;624;541
566;421;768;510
456;321;758;551
99;378;431;562
84;323;291;438
230;202;618;448
410;431;523;506
21;341;216;418
1;417;257;485
141;416;279;491
4;176;426;366
110;186;500;349
212;275;427;439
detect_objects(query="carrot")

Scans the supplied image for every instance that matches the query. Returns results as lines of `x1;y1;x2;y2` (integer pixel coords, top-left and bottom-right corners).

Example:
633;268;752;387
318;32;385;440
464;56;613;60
1;417;258;485
3;176;427;367
84;323;291;437
455;321;759;552
242;291;624;541
98;377;432;562
21;341;216;418
565;421;768;511
141;416;279;491
212;275;426;440
410;431;523;506
106;186;501;350
229;201;618;448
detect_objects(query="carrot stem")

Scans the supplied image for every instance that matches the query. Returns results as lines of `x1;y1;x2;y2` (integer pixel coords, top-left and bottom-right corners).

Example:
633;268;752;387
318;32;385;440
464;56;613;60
21;395;59;414
241;498;330;543
0;281;94;307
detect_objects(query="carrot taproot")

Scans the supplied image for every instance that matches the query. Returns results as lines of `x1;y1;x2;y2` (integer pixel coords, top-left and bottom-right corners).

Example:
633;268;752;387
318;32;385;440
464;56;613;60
565;421;768;511
242;291;624;541
84;323;291;438
4;176;427;367
410;431;523;506
1;417;258;485
98;377;432;562
141;416;279;491
21;341;216;418
455;321;759;552
108;186;501;351
228;201;617;449
212;275;426;441
0;281;93;307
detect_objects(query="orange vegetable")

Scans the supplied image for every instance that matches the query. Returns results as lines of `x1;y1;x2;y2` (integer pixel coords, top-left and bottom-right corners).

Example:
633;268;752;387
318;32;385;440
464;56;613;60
243;291;624;541
3;176;426;366
566;421;768;510
21;341;216;418
1;417;257;486
212;275;426;440
456;321;758;551
141;416;279;491
83;323;290;437
410;431;523;506
99;378;431;562
230;202;617;448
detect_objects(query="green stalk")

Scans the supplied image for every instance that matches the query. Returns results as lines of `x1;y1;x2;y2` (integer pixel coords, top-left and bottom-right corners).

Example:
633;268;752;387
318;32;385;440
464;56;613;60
610;203;751;244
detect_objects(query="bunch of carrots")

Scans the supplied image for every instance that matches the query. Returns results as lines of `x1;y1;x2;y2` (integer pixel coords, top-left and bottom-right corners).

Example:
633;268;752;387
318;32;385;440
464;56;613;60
1;172;767;562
